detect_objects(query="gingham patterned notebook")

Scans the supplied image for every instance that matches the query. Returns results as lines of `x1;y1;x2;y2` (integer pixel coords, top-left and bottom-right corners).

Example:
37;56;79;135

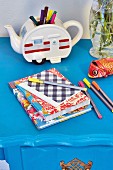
9;68;90;121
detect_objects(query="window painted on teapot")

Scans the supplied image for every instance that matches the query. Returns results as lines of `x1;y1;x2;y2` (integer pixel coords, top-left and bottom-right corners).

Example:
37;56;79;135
21;26;27;38
32;36;43;45
24;37;50;54
34;39;43;45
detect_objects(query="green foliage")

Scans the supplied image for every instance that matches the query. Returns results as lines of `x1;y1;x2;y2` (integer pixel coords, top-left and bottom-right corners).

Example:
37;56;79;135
90;0;113;53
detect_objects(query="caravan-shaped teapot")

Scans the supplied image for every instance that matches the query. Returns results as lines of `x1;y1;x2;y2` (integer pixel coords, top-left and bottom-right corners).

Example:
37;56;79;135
5;17;83;64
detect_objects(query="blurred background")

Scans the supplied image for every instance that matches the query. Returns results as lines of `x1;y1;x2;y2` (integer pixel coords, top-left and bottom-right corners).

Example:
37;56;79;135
0;0;93;38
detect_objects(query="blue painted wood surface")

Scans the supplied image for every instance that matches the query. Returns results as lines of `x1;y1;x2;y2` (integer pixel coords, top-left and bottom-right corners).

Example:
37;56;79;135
1;38;113;170
0;38;113;147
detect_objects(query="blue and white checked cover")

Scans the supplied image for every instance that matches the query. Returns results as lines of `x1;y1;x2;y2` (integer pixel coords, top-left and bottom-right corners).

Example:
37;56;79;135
28;70;78;103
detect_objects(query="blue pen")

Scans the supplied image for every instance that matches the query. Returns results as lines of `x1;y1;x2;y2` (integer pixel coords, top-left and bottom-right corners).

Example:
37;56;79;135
17;85;42;111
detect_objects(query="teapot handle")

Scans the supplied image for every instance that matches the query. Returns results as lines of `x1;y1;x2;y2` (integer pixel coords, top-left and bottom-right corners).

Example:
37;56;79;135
63;20;83;47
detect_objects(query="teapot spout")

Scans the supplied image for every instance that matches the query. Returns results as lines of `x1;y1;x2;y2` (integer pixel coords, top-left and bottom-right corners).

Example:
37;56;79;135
4;25;22;54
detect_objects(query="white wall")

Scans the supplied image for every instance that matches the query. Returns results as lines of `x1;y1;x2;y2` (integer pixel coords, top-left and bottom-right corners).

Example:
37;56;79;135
0;0;93;38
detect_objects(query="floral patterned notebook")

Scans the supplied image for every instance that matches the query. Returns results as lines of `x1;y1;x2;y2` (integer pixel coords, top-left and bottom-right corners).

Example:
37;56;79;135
9;68;90;122
8;84;92;129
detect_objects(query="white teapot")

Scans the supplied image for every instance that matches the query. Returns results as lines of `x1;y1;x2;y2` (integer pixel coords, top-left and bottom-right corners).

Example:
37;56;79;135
5;17;83;64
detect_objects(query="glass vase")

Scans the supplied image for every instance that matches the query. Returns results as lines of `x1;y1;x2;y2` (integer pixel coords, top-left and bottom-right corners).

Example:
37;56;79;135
89;0;113;58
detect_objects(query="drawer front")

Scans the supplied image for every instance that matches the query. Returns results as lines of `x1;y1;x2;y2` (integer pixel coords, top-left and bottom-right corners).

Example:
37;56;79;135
21;145;113;170
21;146;58;170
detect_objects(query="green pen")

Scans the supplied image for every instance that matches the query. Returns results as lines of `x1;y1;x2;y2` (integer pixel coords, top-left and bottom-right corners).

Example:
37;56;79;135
29;16;39;26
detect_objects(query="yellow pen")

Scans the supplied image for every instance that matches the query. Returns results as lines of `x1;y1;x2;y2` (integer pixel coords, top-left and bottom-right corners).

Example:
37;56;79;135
46;10;53;23
28;78;43;84
28;78;87;91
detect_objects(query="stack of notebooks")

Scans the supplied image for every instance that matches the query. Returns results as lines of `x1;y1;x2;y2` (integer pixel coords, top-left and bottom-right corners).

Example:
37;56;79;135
9;68;91;129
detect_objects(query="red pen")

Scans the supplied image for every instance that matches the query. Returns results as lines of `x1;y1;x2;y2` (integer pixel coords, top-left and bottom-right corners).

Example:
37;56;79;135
78;81;102;119
44;6;48;23
50;11;57;24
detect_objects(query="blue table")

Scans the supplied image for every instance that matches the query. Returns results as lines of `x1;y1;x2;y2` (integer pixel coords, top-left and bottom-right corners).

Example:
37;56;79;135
1;38;113;170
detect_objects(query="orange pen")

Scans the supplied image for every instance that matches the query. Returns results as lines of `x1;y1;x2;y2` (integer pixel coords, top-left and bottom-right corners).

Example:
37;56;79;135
92;81;113;107
83;78;113;112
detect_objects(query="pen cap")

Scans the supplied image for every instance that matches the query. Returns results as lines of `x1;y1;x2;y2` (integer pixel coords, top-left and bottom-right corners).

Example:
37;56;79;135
40;10;45;24
83;78;91;88
46;10;53;21
92;81;100;90
44;6;48;17
78;81;85;88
